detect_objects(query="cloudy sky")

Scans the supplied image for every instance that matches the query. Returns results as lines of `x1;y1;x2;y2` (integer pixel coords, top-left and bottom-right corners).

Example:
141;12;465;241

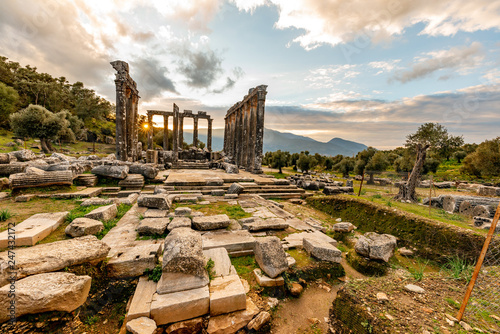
1;0;500;149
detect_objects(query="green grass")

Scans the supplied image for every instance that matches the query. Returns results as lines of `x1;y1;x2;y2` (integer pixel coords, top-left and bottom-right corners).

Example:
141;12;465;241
265;172;288;179
407;259;428;281
144;264;162;282
96;204;132;239
445;297;461;309
206;258;216;281
442;256;474;282
230;255;258;280
66;204;104;223
0;209;12;221
172;202;252;220
287;248;315;268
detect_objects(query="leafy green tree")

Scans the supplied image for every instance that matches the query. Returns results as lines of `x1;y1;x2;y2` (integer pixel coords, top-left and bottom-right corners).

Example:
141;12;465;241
437;134;464;161
0;82;19;128
324;157;334;170
395;123;452;201
453;151;467;164
10;105;67;153
365;151;390;183
334;157;355;178
461;138;500;178
297;153;312;173
353;147;377;181
422;158;440;174
290;152;300;171
270;150;288;174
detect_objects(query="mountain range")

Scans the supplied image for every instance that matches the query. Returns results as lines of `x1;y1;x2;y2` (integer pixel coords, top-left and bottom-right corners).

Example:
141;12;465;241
185;128;367;157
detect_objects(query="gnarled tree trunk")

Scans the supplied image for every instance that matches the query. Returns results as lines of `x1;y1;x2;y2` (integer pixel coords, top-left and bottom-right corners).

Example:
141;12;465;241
394;144;429;202
40;138;51;153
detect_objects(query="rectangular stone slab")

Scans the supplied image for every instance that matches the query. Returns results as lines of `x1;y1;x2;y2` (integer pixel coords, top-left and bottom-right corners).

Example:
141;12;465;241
209;275;247;316
202;230;256;254
0;211;68;248
107;244;160;278
126;276;158;322
253;269;284;287
150;286;210;325
283;230;337;249
143;209;168;218
203;247;232;277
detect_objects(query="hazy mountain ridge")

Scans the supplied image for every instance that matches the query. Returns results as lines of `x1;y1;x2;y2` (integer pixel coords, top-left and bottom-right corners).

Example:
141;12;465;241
186;128;367;156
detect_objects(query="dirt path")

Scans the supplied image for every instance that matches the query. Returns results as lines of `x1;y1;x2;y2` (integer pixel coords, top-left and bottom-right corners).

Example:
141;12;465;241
270;284;340;334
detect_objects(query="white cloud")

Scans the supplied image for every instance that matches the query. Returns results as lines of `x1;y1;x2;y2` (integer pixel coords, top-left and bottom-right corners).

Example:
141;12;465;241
233;0;500;50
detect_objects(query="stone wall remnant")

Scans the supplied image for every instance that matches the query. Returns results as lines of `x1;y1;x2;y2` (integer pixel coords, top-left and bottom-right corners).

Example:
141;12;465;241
223;85;267;173
111;60;140;162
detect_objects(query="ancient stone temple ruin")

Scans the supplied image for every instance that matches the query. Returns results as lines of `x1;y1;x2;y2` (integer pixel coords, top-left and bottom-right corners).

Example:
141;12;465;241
223;85;267;174
111;60;140;162
146;106;213;162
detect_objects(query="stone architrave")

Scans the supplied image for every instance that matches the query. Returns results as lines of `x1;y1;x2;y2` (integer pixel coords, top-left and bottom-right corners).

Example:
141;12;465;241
111;60;140;162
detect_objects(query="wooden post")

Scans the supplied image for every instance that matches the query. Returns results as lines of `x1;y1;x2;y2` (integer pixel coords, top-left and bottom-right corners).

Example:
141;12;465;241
429;175;433;215
358;173;365;197
457;201;500;321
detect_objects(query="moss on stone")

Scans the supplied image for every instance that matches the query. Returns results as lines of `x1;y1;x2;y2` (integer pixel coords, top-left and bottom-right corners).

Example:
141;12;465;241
346;250;388;276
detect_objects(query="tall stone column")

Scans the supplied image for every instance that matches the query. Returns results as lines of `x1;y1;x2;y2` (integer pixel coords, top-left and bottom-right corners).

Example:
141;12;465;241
193;117;198;148
131;93;139;161
207;118;213;152
254;86;267;173
114;80;126;161
163;115;168;150
223;117;228;154
179;116;184;149
147;112;153;150
247;99;257;173
173;104;179;162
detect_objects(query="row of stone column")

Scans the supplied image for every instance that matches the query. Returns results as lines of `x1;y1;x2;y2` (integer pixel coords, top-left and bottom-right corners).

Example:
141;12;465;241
146;107;213;154
223;85;267;173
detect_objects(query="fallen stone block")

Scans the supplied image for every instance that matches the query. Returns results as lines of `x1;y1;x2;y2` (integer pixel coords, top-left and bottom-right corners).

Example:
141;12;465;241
126;317;157;334
282;230;337;249
0;211;68;248
253;236;288;278
253;268;284;287
355;232;397;263
14;194;36;202
303;237;342;263
332;222;355;232
168;217;192;231
165;317;204;334
80;197;116;207
118;192;139;205
242;218;289;231
175;207;192;216
129;164;158;179
202;230;256;254
192;214;231;231
247;311;271;331
84;203;117;221
144;209;168;218
9;170;73;190
0;272;91;323
203;247;232;277
224;194;238;200
158;227;208;294
10;149;36;162
137;218;170;235
65;217;104;237
150;286;210;325
211;189;225;196
107;244;160;278
127;276;158;322
91;165;129;179
206;297;259;334
138;194;171;210
210;275;247;316
227;183;244;195
0;235;110;286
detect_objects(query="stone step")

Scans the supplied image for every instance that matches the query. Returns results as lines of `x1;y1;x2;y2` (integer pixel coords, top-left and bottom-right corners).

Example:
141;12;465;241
50;187;103;199
258;192;311;199
0;211;68;248
202;230;256;254
126;276;158;322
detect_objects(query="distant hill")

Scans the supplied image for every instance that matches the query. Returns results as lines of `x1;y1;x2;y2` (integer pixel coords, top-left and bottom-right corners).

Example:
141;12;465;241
184;128;367;157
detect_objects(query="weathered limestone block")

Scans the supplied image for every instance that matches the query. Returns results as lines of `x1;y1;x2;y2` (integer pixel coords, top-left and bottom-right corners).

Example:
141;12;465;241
65;218;104;237
206;178;224;186
247;311;271;331
129;163;158;179
332;222;355;232
303;237;342;263
10;149;36;162
118;174;145;189
91;165;129;179
138;194;171;210
137;218;170;235
0;177;9;190
118;193;140;206
354;232;397;262
144;209;168;218
209;275;247;316
211;189;225;196
81;197;116;207
0;211;68;248
150;286;210;325
107;244;160;278
206;297;259;334
51;152;76;162
0;272;91;323
224;164;239;174
168;217;192;231
175;207;192;216
252;268;284;287
0;235;110;286
127;276;158;322
242;218;289;231
227;183;244;195
203;247;232;277
126;317;157;334
84;204;117;221
253;236;288;278
192;214;231;231
0;153;10;164
158;228;208;294
165;317;204;334
202;230;256;254
323;186;342;195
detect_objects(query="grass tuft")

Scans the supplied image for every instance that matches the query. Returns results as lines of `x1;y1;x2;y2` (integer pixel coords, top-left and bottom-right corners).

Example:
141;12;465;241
0;209;12;221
